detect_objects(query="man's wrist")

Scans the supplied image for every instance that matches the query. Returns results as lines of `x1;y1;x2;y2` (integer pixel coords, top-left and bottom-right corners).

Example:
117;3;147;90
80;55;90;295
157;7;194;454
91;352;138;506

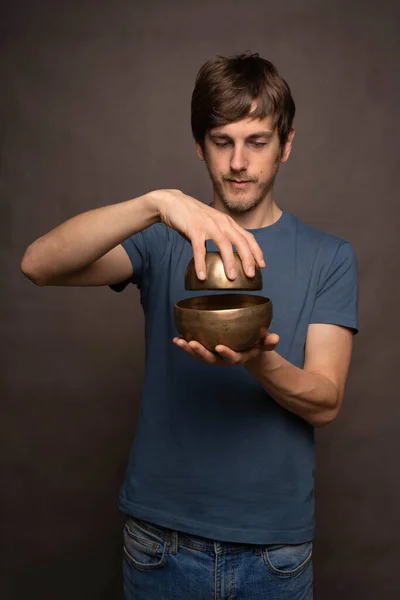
245;349;280;373
140;190;164;224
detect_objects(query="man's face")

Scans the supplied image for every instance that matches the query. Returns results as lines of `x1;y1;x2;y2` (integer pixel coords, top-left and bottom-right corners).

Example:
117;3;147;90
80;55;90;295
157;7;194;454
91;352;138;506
196;113;294;214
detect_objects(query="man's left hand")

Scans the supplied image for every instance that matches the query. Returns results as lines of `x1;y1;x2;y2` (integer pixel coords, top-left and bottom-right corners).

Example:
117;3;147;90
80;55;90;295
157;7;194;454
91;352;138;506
172;331;280;367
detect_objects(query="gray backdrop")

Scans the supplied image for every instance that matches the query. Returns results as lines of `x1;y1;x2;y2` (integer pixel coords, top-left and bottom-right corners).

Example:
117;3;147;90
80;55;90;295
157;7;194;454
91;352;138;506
1;0;399;598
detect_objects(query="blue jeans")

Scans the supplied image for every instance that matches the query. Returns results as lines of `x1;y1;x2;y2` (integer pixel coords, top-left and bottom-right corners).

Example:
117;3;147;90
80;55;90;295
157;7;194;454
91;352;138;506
123;516;313;599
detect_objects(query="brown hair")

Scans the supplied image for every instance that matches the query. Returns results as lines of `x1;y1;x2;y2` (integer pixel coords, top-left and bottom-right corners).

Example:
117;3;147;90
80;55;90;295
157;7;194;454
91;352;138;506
191;52;295;150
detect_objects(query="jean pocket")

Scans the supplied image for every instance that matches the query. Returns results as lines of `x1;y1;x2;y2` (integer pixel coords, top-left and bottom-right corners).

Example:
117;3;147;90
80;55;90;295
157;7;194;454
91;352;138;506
123;518;169;571
262;541;313;577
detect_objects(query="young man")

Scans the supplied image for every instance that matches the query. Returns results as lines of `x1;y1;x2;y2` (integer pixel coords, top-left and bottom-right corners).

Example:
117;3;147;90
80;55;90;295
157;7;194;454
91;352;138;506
21;53;358;599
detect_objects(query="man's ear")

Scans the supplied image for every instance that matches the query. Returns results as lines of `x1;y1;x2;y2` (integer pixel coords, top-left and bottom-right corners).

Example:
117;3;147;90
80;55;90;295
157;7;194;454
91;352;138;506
280;127;295;163
195;142;205;161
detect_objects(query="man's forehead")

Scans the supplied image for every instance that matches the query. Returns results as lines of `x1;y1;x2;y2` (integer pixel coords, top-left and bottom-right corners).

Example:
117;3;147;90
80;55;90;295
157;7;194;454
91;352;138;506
209;114;276;137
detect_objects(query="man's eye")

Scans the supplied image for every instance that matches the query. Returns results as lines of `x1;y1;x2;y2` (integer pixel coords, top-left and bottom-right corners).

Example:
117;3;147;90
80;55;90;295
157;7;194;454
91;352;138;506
250;142;267;148
215;141;230;147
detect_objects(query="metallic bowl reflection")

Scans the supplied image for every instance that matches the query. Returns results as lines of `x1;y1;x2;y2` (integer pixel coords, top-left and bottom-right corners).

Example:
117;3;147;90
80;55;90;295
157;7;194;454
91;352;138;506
174;293;272;352
185;252;262;291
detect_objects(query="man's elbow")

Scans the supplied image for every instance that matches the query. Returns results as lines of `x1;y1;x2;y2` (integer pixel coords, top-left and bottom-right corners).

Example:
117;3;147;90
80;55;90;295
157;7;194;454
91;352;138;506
20;243;54;286
21;256;46;286
310;394;343;428
311;409;338;428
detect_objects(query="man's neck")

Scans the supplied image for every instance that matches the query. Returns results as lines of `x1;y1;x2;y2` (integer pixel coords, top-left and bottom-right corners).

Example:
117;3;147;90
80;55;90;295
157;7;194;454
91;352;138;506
211;198;283;230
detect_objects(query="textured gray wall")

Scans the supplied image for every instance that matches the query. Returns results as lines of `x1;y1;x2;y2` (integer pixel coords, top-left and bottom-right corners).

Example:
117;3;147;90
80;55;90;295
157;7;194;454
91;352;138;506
1;0;399;598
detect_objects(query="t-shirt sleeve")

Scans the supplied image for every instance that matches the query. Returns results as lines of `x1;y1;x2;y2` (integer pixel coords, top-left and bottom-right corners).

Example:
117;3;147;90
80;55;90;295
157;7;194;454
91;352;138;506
109;223;168;292
310;241;359;334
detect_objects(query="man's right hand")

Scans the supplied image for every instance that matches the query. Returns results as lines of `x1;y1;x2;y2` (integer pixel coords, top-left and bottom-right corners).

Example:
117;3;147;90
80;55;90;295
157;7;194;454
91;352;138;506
154;189;266;281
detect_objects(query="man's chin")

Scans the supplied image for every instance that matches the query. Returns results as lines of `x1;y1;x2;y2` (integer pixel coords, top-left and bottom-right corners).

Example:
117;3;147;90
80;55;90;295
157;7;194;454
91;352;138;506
221;196;260;213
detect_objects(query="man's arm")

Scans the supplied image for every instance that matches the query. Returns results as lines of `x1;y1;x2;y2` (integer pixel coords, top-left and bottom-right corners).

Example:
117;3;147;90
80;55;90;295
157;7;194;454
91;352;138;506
20;193;159;286
245;323;353;427
20;190;264;287
173;324;353;428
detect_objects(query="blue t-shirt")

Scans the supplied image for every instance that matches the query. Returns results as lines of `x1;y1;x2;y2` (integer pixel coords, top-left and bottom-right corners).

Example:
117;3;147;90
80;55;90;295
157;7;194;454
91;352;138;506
111;211;358;544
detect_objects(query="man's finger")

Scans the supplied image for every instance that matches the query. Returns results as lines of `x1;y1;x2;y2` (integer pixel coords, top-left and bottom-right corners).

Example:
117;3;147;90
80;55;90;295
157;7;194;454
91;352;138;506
173;337;198;359
211;231;238;280
220;225;256;278
191;236;207;280
189;341;220;364
214;346;240;364
230;219;266;268
262;333;280;350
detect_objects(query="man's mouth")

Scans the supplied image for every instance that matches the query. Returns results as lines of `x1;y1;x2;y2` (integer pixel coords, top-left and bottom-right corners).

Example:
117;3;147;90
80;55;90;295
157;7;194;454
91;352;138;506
227;179;254;188
227;178;253;182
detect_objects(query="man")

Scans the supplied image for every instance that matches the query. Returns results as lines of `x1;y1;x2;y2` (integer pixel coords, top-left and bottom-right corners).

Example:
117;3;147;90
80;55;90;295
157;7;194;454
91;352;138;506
21;53;358;599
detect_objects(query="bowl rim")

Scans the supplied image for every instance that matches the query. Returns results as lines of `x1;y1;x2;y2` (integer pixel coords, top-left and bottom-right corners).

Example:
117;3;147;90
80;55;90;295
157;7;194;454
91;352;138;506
174;294;271;312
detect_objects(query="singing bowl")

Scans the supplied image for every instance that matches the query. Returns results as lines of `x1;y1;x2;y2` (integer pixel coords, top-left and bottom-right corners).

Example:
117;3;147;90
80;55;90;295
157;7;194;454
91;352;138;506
185;252;262;291
174;293;272;352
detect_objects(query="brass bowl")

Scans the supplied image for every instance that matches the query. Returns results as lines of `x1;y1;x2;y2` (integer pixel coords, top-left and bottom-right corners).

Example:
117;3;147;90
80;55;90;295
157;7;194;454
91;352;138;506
185;251;262;291
174;293;272;352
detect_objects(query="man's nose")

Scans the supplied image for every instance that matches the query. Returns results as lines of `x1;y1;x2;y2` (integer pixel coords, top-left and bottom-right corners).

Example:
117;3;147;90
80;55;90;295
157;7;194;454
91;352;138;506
230;146;248;172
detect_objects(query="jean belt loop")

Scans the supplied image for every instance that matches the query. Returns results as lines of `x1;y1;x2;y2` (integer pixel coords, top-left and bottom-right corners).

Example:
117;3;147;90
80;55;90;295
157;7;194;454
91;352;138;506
171;530;178;554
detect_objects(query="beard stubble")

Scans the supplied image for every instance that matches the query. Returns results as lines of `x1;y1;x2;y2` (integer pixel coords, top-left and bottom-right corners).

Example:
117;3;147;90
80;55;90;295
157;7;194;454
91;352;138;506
205;158;281;215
